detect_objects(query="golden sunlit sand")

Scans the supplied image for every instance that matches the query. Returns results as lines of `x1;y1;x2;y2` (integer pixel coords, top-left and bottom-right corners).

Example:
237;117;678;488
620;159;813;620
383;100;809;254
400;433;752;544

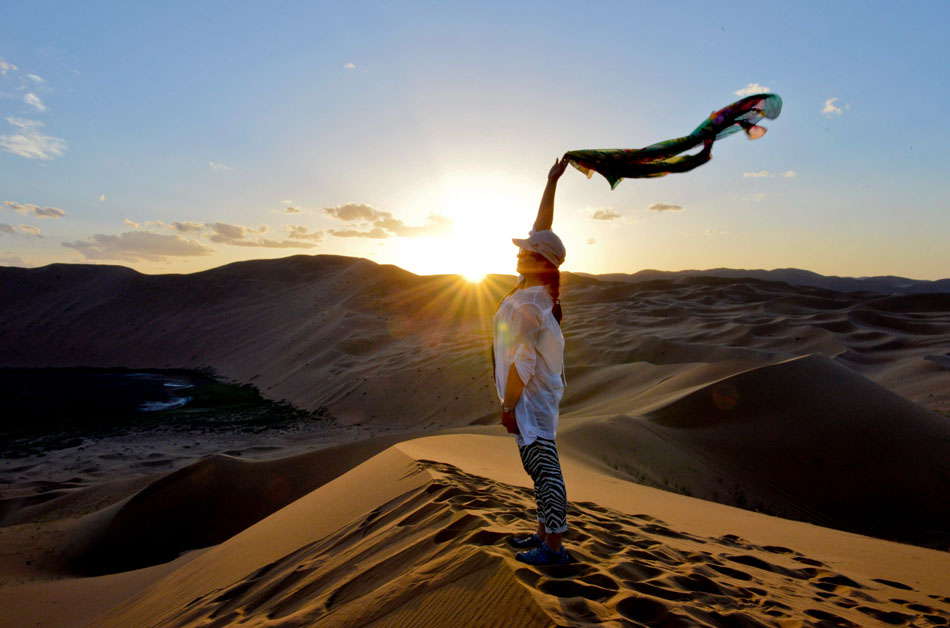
1;255;948;627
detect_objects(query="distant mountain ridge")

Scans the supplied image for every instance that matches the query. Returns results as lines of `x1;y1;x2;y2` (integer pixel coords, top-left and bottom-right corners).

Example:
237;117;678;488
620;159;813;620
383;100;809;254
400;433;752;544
574;267;950;295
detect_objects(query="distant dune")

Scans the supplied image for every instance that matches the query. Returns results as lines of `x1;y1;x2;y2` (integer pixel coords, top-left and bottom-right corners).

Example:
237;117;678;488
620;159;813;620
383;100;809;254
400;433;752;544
577;267;950;295
1;255;949;627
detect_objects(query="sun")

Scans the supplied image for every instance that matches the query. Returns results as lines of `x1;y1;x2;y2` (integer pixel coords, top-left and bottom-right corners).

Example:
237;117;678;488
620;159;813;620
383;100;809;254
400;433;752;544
396;171;537;280
460;268;486;283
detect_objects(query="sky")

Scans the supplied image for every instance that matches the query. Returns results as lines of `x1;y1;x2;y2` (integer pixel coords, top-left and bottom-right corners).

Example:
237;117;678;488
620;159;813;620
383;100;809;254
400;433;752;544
2;1;949;281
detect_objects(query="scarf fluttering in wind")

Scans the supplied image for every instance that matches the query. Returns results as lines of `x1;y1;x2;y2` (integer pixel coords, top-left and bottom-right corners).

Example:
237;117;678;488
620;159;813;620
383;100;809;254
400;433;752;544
564;93;783;190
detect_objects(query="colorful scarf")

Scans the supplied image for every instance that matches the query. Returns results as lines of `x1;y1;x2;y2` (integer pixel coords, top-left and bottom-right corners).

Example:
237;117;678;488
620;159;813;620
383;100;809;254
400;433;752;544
564;93;783;189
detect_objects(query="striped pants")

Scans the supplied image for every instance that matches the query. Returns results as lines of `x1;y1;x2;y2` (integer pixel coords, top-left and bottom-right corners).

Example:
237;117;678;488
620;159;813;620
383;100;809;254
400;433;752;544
518;437;568;534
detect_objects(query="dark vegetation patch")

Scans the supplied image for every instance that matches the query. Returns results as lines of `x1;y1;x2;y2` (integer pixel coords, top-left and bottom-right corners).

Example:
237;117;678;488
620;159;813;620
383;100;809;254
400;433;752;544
0;367;331;458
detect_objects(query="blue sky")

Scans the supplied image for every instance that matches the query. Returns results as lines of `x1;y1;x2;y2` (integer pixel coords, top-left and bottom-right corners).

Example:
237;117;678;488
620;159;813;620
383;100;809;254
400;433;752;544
2;1;949;279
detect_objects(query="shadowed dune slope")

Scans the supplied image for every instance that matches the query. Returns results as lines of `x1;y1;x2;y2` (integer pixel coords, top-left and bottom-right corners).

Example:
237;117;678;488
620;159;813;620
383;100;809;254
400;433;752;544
90;450;950;628
2;255;948;427
559;354;950;548
65;434;416;575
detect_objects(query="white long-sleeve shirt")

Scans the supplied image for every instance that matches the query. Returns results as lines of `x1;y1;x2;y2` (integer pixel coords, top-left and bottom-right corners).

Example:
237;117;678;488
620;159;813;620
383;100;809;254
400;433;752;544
493;285;566;447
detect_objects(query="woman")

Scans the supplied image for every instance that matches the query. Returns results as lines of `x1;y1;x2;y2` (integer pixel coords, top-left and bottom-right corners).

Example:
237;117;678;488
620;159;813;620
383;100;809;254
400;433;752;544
494;156;572;565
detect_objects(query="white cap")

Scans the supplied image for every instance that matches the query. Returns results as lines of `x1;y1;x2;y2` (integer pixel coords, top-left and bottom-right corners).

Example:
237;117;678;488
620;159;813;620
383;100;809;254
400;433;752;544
512;229;566;267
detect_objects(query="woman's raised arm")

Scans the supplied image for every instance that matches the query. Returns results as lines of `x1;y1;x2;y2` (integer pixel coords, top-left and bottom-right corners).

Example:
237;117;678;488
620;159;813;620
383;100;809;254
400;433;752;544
533;156;570;232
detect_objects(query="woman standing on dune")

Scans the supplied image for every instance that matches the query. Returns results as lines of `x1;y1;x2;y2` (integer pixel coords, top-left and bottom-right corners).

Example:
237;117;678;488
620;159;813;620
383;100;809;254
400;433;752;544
494;157;572;565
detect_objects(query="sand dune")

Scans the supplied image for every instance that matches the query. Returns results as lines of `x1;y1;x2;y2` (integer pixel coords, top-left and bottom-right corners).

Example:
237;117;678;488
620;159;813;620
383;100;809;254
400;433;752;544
559;354;950;547
16;439;944;628
1;255;948;626
2;256;948;424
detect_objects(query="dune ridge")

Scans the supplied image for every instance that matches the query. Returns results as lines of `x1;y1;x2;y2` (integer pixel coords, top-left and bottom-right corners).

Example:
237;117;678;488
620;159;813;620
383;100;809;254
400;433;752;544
81;445;950;628
2;255;949;626
2;256;948;425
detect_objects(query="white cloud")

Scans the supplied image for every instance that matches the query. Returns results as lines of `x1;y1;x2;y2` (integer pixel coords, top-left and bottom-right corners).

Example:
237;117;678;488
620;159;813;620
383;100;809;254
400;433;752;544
123;218;141;228
592;209;621;221
26;73;45;84
287;225;324;241
343;62;356;70
324;203;382;222
208;161;232;171
323;202;451;238
24;93;46;112
330;227;389;239
0;117;66;160
207;221;316;248
3;200;66;218
99;194;107;201
743;170;772;178
0;223;41;237
171;221;204;233
0;59;16;75
648;203;683;212
822;97;846;116
62;231;215;262
735;83;771;96
782;170;797;178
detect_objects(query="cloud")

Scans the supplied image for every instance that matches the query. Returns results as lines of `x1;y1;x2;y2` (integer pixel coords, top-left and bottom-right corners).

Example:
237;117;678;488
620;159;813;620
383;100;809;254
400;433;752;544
206;221;316;248
208;161;232;171
822;97;847;116
0;254;24;265
171;221;204;233
3;200;66;218
323;202;452;238
648;203;683;212
324;203;382;222
735;83;771;96
0;59;16;75
742;170;797;179
330;227;389;239
287;225;324;241
24;93;46;112
343;62;356;70
0;223;42;237
62;231;215;262
284;206;301;214
125;219;172;230
231;237;317;249
387;214;451;237
592;209;621;221
586;238;596;245
26;73;45;84
281;199;294;204
99;194;107;201
0;117;67;160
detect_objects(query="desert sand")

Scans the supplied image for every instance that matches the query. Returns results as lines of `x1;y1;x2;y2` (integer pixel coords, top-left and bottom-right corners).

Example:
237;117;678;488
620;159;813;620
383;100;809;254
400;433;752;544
1;254;949;627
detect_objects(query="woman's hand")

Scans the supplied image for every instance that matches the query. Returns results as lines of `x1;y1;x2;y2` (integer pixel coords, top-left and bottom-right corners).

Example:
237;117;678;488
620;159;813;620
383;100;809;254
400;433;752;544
500;407;520;434
547;156;570;182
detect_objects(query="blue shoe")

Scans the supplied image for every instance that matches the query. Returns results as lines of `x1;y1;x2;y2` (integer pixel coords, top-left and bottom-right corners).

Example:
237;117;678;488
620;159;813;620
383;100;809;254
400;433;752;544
507;533;542;549
515;542;573;565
